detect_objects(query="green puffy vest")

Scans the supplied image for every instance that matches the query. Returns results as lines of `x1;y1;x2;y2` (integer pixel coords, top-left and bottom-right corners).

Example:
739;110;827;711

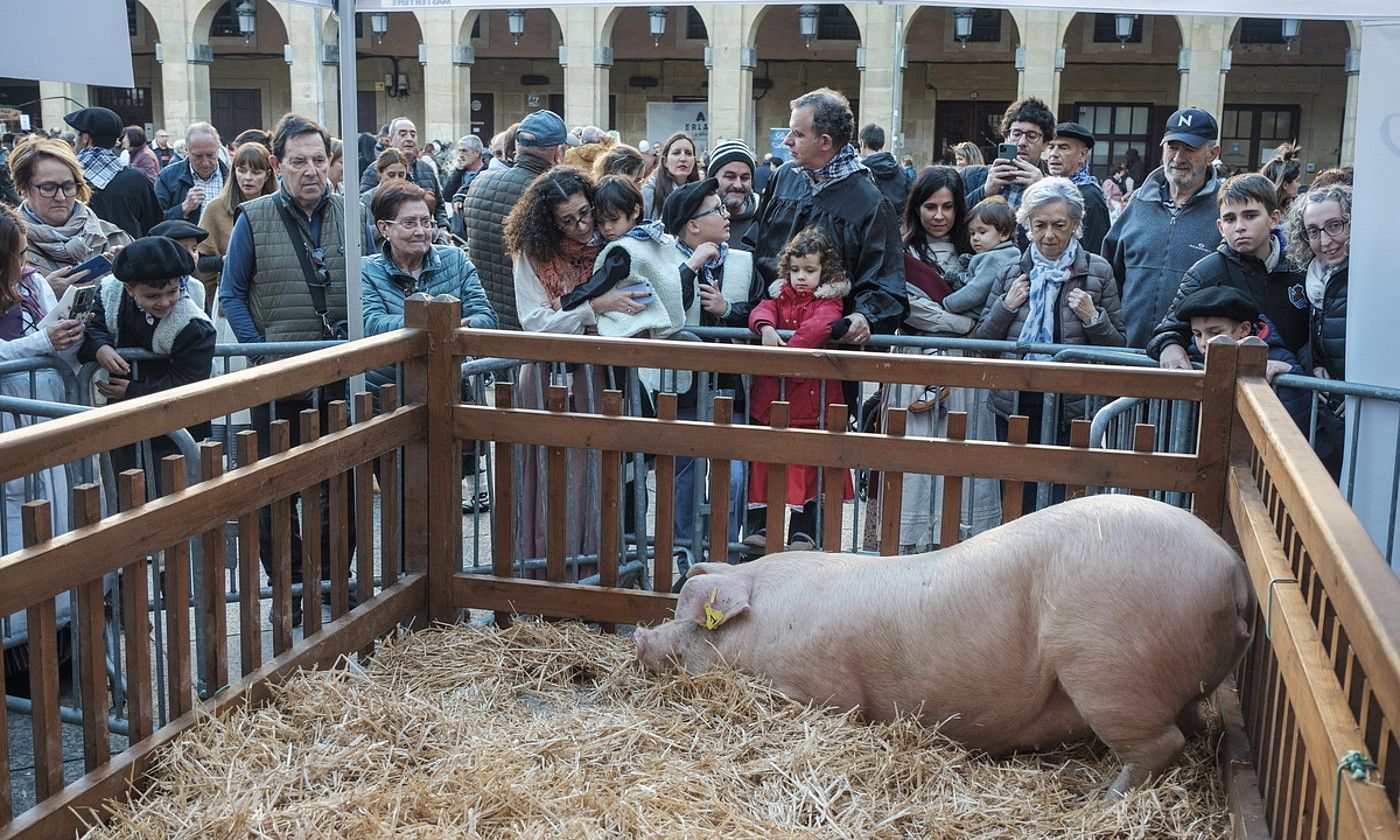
241;192;348;343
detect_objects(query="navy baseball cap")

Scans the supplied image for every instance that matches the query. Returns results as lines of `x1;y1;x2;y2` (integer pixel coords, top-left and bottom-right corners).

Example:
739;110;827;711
1162;107;1218;149
515;110;579;148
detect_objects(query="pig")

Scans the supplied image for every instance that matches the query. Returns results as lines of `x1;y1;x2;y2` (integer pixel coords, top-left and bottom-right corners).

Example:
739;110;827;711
634;493;1253;795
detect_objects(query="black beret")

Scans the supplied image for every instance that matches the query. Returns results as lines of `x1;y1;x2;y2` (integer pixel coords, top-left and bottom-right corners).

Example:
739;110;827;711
1053;121;1096;149
662;177;720;238
148;220;210;244
112;236;196;286
63;107;123;147
1175;286;1260;325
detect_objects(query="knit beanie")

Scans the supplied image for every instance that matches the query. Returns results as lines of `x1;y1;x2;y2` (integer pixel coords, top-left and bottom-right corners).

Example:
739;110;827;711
707;139;756;176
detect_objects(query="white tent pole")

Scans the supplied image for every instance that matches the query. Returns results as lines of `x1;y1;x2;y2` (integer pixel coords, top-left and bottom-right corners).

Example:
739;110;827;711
338;0;367;405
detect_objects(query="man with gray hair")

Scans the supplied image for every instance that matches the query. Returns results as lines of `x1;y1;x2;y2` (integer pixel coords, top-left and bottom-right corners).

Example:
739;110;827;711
444;134;489;241
156;121;228;223
747;87;907;343
359;116;448;231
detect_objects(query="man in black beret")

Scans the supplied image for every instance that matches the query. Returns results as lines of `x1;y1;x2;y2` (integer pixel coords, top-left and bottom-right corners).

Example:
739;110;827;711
77;236;215;485
65;107;163;240
1046;120;1111;254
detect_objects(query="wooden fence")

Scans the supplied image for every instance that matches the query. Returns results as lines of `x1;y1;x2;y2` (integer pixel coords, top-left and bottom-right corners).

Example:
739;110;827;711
0;297;1396;839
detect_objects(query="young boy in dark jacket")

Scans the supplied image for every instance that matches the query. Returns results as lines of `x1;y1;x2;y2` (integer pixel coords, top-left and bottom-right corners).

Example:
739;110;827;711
1176;285;1310;431
1149;173;1309;366
78;235;215;486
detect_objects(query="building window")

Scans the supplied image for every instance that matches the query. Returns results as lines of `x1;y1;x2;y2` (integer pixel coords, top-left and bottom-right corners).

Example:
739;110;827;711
1091;13;1143;44
126;0;138;37
816;6;860;42
965;9;1002;43
1076;103;1151;180
471;17;481;39
1239;19;1288;46
1220;105;1300;171
686;8;707;41
209;1;240;38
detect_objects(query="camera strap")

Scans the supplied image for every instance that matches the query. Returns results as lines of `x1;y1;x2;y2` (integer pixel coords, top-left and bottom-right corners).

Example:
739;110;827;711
275;197;334;328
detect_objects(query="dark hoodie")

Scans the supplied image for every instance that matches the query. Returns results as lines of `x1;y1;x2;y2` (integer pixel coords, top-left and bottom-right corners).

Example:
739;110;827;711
863;151;911;215
727;192;760;250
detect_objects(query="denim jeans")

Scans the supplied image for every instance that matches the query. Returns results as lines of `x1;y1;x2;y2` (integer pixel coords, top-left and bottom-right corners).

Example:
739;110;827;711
672;406;747;569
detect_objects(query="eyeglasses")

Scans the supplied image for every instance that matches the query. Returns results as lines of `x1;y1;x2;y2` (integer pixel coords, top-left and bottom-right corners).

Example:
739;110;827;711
30;181;79;198
385;217;434;232
1304;219;1348;242
556;205;594;230
691;204;729;221
1007;129;1044;143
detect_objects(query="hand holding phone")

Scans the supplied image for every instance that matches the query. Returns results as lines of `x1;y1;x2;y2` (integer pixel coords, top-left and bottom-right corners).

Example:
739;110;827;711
70;254;113;282
68;283;99;320
996;142;1020;164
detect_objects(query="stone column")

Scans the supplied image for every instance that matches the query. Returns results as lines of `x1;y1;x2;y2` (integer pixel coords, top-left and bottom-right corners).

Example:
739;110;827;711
421;9;464;143
1340;43;1361;165
1177;16;1229;116
285;3;327;132
854;4;900;144
38;82;88;132
561;7;609;130
705;5;756;147
1015;10;1068;111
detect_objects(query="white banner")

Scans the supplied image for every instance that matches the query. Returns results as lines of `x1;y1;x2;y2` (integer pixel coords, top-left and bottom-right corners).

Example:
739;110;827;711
350;0;1400;17
0;0;133;88
646;103;709;156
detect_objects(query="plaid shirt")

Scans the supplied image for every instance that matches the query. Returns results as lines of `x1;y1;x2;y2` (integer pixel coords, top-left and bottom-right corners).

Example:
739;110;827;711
803;143;867;194
76;146;126;190
191;163;223;211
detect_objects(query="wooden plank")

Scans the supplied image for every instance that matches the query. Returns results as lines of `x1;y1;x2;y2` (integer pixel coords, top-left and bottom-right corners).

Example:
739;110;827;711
0;330;424;485
0;407;424;618
197;443;228;696
454;329;1203;401
401;305;430;581
22;502;63;801
546;385;568;584
1193;337;1244;531
1063;420;1091;501
234;431;262;677
1228;465;1400;839
1216;677;1273;840
1129;423;1156;497
821;404;848;552
1;575;428;840
653;394;677;594
353;392;377;610
326;402;351;620
0;627;9;824
939;411;967;548
298;410;324;638
453;575;677;627
764;402;790;555
423;299;463;624
69;485;110;773
1001;415;1029;522
490;382;515;584
878;408;907;556
599;390;623;589
453;405;1199;493
707;396;733;565
1235;377;1400;757
267;421;293;656
116;472;153;742
377;385;401;588
158;458;193;719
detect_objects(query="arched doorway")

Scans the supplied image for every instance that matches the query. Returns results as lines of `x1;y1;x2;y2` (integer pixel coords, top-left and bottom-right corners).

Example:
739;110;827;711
468;9;564;145
194;0;292;140
1059;13;1183;179
899;6;1020;168
750;4;861;162
1223;18;1350;174
607;6;710;151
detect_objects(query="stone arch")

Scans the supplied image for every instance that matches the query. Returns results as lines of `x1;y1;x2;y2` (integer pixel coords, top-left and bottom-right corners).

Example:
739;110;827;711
457;9;482;44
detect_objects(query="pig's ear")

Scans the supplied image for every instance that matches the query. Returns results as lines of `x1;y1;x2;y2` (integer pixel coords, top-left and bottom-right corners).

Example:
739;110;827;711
674;574;752;630
685;562;734;579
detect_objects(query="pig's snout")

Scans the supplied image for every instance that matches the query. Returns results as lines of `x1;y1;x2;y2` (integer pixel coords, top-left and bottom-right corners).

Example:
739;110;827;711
634;627;665;673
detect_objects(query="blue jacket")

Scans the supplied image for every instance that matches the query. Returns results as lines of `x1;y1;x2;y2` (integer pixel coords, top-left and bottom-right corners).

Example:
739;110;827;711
155;158;230;223
1101;166;1223;349
361;244;498;387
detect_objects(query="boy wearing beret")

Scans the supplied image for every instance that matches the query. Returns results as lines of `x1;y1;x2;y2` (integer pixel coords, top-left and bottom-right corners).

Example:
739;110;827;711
1176;285;1309;431
78;236;216;483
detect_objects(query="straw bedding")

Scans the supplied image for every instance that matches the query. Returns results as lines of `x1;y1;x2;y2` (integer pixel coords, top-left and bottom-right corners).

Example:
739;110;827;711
84;621;1230;838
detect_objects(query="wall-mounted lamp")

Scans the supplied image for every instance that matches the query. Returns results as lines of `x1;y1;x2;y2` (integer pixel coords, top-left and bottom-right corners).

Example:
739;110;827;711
1281;18;1301;45
370;12;388;45
236;0;256;43
507;9;526;46
1114;13;1136;48
954;8;974;47
797;5;818;49
648;6;669;47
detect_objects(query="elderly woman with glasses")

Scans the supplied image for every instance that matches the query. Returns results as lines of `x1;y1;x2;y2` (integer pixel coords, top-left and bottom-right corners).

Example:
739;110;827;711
8;136;132;296
972;176;1125;509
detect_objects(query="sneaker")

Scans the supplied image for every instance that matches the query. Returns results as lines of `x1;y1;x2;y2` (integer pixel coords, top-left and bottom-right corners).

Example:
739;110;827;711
741;529;768;553
462;490;491;514
785;532;816;552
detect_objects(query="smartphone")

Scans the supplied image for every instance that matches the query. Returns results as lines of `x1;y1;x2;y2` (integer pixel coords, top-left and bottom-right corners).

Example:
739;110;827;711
70;253;113;282
996;142;1020;164
68;283;98;320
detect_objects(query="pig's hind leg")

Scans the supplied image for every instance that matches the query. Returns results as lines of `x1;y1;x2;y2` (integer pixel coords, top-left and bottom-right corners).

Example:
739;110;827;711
1059;675;1189;797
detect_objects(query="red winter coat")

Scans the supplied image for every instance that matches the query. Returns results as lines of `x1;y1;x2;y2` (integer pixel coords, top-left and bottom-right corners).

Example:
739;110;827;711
748;276;850;427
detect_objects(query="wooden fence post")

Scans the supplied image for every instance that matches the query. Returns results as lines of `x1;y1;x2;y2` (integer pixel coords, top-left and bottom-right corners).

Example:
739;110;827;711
1195;337;1244;531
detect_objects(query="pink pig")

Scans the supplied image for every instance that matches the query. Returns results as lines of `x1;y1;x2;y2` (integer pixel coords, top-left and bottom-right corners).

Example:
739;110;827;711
634;494;1253;794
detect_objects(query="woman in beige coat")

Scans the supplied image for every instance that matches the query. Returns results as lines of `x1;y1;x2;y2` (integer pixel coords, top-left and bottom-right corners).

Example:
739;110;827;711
194;142;275;303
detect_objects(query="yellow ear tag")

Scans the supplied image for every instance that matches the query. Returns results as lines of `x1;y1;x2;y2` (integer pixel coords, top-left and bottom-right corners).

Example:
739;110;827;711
702;586;726;630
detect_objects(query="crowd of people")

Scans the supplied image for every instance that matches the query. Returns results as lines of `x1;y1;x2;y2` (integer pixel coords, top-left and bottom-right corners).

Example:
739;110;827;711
0;89;1354;592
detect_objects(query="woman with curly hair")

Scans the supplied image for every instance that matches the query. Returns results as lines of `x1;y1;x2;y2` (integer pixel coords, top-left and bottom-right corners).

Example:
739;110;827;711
640;131;700;221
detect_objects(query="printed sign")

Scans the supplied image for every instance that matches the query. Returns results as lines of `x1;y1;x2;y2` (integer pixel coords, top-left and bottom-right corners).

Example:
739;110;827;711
646;103;709;156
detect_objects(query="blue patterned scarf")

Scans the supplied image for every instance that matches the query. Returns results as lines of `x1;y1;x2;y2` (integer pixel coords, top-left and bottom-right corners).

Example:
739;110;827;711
1067;161;1098;187
621;220;667;243
675;239;729;286
805;144;866;194
1017;240;1080;360
77;146;125;190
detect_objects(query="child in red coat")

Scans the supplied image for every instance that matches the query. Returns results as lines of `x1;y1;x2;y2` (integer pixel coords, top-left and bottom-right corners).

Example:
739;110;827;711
746;226;854;551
